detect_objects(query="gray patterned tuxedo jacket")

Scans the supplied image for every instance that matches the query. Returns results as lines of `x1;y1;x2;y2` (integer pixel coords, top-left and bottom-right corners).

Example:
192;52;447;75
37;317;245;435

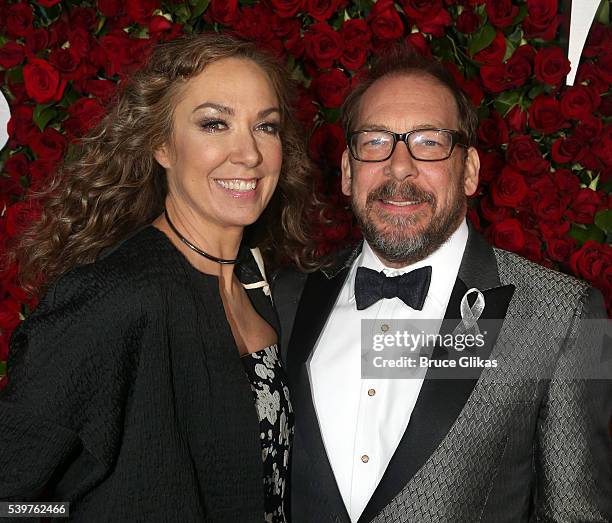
272;227;612;523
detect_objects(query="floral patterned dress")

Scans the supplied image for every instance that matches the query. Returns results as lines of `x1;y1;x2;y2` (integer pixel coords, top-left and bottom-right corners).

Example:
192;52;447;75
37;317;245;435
241;344;294;523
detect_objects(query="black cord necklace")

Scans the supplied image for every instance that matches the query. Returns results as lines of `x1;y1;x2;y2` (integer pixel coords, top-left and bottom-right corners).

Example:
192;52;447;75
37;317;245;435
164;209;239;265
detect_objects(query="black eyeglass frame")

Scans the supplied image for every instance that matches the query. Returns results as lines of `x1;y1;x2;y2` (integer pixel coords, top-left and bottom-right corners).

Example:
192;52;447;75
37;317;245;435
347;128;469;163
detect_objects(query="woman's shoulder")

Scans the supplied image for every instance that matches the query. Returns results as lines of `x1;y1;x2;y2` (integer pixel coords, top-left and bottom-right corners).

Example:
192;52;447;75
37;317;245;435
32;226;187;321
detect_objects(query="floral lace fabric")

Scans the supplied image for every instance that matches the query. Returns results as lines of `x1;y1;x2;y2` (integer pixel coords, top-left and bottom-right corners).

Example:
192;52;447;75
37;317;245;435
242;344;294;523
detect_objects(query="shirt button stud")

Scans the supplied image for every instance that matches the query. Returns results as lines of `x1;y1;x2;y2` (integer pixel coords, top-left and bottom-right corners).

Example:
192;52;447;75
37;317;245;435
361;454;369;463
381;324;389;332
368;388;376;396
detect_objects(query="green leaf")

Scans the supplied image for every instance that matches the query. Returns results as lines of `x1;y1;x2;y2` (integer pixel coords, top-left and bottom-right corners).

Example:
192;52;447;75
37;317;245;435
588;173;600;190
0;360;5;377
493;89;521;116
596;0;610;25
190;0;210;19
33;104;57;131
506;26;523;47
512;4;528;25
174;4;192;24
321;107;341;124
503;37;516;62
468;23;496;56
527;84;548;100
595;209;612;233
569;224;606;245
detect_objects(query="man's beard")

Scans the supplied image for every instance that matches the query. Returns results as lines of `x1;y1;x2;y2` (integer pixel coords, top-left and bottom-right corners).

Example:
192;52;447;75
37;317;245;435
351;170;467;265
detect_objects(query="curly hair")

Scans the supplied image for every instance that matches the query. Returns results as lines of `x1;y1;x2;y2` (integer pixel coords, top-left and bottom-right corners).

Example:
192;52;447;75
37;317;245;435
11;32;318;295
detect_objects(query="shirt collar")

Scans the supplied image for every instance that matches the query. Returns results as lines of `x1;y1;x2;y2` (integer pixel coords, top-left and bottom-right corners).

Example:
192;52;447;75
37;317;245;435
347;219;469;307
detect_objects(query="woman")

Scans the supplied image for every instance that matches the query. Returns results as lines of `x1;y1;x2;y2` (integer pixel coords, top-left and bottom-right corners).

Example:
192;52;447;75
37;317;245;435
0;33;315;522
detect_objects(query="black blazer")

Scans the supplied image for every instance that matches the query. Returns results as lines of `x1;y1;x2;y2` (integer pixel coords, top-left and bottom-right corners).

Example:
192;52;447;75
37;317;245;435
0;226;278;522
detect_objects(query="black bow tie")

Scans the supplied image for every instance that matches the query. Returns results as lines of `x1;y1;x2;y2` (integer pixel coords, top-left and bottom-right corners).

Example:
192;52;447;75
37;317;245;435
354;266;432;311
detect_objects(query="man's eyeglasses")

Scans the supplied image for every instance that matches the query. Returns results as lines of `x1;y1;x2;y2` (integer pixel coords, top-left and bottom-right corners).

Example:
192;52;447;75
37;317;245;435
347;128;468;162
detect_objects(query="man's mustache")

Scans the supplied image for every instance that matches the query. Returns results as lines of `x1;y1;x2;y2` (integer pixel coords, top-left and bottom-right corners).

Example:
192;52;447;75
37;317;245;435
366;181;435;206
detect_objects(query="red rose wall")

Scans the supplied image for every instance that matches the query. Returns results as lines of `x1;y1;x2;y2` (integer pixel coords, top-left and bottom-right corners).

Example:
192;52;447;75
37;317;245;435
0;0;611;383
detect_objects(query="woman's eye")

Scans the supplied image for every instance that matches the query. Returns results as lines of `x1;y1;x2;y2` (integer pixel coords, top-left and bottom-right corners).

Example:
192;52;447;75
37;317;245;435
200;119;227;132
257;122;280;135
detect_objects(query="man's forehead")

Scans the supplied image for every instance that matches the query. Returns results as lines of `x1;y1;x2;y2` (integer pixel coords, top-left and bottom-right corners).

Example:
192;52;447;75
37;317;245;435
356;73;459;128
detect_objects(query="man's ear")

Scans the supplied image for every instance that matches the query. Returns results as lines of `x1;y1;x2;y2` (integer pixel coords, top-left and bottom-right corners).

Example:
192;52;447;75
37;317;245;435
341;149;352;197
463;146;480;197
154;143;172;169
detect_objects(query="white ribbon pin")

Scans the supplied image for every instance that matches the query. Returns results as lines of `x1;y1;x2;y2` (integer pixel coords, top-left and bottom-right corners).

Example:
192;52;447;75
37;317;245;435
451;287;485;344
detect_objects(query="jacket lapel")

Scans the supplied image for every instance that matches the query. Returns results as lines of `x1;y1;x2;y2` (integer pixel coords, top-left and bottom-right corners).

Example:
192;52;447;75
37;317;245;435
288;245;362;523
359;226;516;523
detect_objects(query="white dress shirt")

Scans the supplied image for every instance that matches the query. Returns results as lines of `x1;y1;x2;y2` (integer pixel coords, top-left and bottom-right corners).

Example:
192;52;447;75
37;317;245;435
308;220;469;522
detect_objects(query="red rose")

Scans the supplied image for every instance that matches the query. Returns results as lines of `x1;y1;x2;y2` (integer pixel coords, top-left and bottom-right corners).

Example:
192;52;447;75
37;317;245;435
6;3;33;38
304;23;343;69
367;0;404;41
125;0;158;24
29;159;57;190
583;22;612;57
417;8;451;37
504;51;531;88
295;88;318;128
592;124;612;166
341;19;372;48
528;95;568;134
534;46;570;86
477;149;504;184
540;220;570;239
63;97;106;138
4;200;40;237
554;169;580;196
208;0;239;25
456;8;481;33
560;85;600;121
83;79;117;101
402;0;442;21
546;237;576;263
474;31;506;64
270;0;303;18
0;298;21;333
25;28;50;54
478;111;509;149
485;0;519;28
489;218;525;252
67;28;92;58
23;58;67;104
340;45;367;71
30;128;67;162
306;0;344;22
309;123;346;168
0;42;25;69
405;32;431;57
7;105;36;146
599;95;612;117
533;193;565;222
567;188;604;224
480;64;506;93
521;230;543;264
505;105;527;133
49;47;80;73
574;116;602;143
480;194;512;222
506;135;549;175
311;69;350;108
97;0;125;17
551;137;585;164
3;152;29;183
595;51;612;84
100;30;133;76
569;240;609;283
491;166;528;207
70;7;98;30
523;0;560;41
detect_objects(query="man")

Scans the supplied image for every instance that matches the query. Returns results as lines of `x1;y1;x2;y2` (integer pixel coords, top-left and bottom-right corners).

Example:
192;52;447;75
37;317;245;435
273;46;611;522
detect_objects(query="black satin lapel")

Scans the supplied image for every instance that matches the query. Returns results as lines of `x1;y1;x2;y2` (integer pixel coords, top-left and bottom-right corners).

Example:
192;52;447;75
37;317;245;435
287;268;349;380
288;268;352;523
359;279;515;523
245;285;280;337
